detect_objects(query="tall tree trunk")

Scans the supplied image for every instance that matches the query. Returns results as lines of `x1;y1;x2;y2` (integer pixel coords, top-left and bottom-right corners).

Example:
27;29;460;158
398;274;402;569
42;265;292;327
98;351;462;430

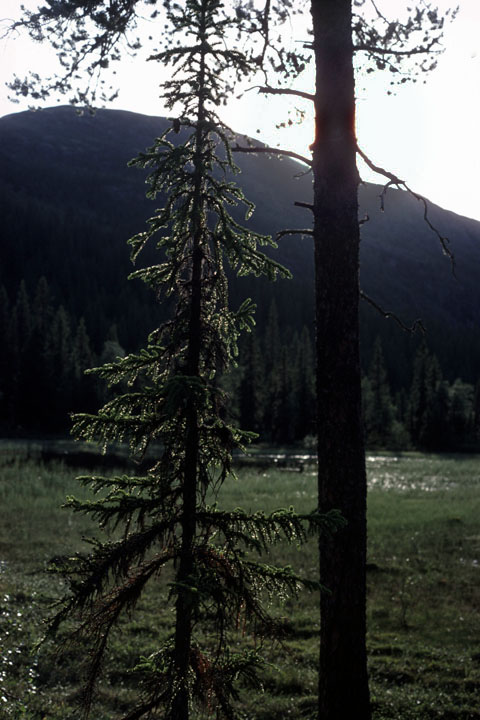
172;5;208;717
310;1;371;718
172;227;202;720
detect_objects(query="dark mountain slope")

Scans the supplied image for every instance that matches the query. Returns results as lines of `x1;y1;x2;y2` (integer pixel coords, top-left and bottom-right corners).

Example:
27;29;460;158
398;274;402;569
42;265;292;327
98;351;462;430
1;106;479;383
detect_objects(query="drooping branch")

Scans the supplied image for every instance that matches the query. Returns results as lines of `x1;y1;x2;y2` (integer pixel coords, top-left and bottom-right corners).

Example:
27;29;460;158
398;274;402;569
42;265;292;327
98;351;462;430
356;144;455;272
232;143;312;167
360;291;425;334
356;145;403;185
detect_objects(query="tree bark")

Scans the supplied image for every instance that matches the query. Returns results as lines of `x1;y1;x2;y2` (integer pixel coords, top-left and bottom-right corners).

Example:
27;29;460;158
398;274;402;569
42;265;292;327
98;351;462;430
310;1;371;718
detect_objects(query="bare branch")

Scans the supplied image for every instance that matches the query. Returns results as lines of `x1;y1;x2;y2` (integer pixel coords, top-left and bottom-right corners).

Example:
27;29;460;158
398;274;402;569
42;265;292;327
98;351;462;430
406;189;455;270
294;201;314;212
356;144;455;273
232;143;312;167
356;145;403;184
369;0;389;25
247;84;315;102
378;181;397;212
276;229;313;240
293;166;313;178
360;292;425;334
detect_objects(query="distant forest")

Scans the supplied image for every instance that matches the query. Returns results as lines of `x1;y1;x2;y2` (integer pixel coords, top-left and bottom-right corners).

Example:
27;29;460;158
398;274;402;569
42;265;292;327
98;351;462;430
2;277;479;451
2;108;480;450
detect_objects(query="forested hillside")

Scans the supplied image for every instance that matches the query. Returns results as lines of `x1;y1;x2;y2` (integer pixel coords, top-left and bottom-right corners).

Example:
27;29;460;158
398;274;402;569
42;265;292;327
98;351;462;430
1;106;480;446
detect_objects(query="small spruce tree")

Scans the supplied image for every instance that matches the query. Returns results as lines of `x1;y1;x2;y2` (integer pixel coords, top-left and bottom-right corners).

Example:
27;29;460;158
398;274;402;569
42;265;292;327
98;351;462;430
363;338;395;448
35;2;341;718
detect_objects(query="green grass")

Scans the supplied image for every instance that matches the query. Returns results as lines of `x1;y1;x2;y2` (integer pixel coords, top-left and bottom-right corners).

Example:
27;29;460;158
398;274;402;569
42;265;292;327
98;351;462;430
1;452;480;718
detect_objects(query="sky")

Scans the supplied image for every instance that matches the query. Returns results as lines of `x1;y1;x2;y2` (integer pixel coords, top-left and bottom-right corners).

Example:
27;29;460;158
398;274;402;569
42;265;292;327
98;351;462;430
1;0;479;221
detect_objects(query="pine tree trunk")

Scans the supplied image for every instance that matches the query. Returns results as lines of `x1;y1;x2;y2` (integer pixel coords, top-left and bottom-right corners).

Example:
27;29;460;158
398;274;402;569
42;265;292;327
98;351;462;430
310;1;371;718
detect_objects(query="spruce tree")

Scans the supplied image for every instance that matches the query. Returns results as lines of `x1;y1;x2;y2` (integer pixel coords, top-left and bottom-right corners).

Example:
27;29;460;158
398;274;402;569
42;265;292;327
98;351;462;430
363;338;395;447
71;317;97;413
262;299;282;440
408;341;429;445
473;380;480;447
10;281;33;426
0;284;10;425
26;277;55;426
238;330;264;436
409;343;445;449
270;344;292;445
290;326;315;442
15;2;342;718
448;379;474;450
47;305;74;427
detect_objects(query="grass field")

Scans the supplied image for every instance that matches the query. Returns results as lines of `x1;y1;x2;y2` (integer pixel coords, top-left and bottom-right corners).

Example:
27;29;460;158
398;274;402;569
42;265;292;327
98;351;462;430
1;451;480;718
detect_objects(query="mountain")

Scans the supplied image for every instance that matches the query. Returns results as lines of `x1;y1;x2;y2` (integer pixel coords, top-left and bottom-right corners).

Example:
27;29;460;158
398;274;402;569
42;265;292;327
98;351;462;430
1;106;480;387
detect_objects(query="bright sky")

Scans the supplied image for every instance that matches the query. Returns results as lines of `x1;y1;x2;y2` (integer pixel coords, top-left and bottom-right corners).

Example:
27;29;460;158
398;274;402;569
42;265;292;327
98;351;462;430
1;0;479;221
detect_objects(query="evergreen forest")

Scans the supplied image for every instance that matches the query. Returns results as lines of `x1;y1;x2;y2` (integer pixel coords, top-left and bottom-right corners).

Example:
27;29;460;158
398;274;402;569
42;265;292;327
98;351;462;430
1;275;480;451
1;107;480;451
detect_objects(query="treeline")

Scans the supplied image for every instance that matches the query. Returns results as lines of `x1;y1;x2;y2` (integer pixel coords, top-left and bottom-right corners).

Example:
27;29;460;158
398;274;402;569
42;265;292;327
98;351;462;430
0;278;123;432
2;281;480;451
362;340;480;451
229;304;480;452
229;302;316;445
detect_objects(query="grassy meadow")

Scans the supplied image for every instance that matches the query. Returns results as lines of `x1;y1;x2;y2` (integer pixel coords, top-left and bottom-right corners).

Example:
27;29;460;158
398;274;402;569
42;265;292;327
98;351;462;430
1;450;480;718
